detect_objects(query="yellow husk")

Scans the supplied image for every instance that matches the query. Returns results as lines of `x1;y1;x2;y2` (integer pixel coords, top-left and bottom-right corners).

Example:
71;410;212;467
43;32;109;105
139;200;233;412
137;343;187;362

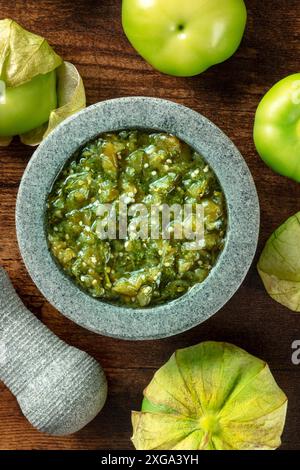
131;342;287;450
0;19;62;87
258;212;300;312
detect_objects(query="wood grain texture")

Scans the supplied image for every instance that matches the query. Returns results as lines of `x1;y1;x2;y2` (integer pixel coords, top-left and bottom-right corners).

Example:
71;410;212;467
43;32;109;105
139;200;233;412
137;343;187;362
1;0;300;450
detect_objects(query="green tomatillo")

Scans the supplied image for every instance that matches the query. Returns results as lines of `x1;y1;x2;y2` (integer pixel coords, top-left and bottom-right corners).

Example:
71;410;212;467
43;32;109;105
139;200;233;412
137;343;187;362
0;71;57;137
254;73;300;182
0;19;86;146
122;0;247;77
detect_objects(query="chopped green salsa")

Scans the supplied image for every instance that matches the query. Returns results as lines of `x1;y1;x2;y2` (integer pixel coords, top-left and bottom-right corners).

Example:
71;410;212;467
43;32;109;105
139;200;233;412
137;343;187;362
46;131;227;308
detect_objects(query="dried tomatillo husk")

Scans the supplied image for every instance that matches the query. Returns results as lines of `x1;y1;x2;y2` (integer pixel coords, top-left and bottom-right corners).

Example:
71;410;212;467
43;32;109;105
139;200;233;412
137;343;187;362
132;342;287;450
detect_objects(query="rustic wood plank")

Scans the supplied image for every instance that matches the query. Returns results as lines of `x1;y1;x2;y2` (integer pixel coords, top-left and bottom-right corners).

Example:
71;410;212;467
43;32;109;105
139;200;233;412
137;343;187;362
1;0;300;450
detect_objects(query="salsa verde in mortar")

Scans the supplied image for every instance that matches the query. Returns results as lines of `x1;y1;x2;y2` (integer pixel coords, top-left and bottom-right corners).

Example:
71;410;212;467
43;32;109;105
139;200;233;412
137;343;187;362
46;131;227;307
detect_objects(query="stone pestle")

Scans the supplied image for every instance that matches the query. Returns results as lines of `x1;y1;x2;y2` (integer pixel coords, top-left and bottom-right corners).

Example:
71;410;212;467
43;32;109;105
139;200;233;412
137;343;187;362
0;267;107;435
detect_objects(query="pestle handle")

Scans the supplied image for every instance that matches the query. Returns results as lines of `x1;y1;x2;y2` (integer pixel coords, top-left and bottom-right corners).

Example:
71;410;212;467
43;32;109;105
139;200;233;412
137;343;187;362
0;267;107;435
0;267;69;394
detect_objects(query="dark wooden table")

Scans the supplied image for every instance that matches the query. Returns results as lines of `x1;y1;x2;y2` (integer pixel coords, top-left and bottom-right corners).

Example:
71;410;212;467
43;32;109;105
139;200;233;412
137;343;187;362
1;0;300;450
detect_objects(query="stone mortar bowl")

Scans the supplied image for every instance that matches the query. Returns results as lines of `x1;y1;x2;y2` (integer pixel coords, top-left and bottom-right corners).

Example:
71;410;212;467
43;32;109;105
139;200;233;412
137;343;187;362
16;97;260;340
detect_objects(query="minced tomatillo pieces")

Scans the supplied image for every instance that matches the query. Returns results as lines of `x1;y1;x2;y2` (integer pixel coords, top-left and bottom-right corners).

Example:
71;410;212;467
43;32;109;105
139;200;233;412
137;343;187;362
46;131;227;308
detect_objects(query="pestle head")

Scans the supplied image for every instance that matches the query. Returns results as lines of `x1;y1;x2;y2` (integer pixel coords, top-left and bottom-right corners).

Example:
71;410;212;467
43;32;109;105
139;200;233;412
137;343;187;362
17;350;108;435
0;267;107;435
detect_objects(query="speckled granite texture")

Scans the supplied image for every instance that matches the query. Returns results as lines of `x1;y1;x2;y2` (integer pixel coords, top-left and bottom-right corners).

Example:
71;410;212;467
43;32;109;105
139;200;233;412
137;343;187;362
16;97;260;340
0;267;107;435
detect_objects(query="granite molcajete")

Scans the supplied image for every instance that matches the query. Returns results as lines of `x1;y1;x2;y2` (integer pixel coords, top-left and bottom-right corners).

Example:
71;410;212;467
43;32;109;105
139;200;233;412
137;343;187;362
16;97;260;340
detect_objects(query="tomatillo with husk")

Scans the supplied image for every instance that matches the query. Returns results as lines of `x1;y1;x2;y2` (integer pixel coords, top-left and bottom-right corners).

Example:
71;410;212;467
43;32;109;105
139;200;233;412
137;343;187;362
0;19;86;146
254;73;300;182
132;342;287;450
258;211;300;312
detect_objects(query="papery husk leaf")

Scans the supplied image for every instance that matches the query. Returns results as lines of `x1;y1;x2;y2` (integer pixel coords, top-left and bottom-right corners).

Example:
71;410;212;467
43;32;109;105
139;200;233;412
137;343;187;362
0;19;62;87
221;403;287;450
131;342;287;450
20;61;86;146
132;412;206;450
143;342;265;414
258;212;300;312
